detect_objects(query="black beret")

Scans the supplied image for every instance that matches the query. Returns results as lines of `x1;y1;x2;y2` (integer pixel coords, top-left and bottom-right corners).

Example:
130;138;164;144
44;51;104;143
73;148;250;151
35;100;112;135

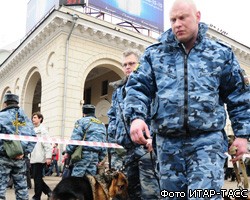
82;104;95;114
4;93;19;103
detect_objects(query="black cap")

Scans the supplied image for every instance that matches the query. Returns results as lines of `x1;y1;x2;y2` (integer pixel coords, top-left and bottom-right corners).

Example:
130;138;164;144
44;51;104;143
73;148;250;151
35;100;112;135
82;104;95;114
3;93;19;103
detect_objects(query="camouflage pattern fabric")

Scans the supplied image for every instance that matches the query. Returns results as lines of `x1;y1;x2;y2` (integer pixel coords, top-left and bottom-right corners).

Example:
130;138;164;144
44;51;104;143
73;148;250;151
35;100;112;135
0;157;29;200
124;22;250;139
108;79;160;199
109;148;126;170
71;151;100;177
0;106;36;154
0;106;36;199
125;147;160;200
107;79;128;170
66;116;107;177
156;132;226;199
124;22;250;198
108;78;136;149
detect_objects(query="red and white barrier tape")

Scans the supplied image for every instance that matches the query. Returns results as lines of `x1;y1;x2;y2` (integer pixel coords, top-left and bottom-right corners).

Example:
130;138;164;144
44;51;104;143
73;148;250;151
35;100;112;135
0;133;123;149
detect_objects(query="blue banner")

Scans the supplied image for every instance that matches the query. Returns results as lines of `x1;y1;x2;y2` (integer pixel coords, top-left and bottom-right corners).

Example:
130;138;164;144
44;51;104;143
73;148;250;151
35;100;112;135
88;0;164;31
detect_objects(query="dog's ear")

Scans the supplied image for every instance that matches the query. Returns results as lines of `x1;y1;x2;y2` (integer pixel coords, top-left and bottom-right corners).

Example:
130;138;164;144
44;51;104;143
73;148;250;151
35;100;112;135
97;155;109;175
108;171;129;199
98;155;108;167
112;172;119;179
104;168;117;182
102;169;114;184
103;173;113;184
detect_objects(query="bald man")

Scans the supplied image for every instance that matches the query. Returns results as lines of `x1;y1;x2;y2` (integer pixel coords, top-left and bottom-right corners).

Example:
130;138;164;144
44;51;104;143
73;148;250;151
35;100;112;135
124;0;250;199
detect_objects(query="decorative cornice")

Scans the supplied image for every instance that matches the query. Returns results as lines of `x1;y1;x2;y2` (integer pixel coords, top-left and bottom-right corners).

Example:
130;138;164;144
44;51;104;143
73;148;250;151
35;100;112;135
0;9;152;77
1;7;249;79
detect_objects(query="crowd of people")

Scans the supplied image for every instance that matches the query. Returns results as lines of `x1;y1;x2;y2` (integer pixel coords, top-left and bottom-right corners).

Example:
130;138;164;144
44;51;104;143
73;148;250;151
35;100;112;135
1;0;250;199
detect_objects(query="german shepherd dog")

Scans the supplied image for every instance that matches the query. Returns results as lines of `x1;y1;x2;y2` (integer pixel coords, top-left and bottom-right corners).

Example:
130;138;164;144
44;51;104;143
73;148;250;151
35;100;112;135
51;170;129;200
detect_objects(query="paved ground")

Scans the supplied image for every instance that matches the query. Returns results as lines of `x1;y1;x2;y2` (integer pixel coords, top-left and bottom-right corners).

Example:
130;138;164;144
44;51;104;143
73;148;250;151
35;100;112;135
5;175;250;199
5;176;60;200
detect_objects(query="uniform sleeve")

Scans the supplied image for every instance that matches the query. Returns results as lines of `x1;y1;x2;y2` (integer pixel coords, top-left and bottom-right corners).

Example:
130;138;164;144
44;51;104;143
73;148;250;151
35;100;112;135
107;91;117;142
19;110;37;154
84;120;107;152
220;51;250;138
66;119;85;154
99;123;108;162
124;49;156;123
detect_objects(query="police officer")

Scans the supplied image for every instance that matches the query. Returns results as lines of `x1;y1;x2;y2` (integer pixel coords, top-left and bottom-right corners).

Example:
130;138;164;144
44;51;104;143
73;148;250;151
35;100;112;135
124;0;250;199
107;49;160;200
65;104;107;177
0;93;36;200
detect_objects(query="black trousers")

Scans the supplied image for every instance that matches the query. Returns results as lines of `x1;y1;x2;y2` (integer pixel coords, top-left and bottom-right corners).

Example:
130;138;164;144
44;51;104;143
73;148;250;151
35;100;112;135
31;163;51;200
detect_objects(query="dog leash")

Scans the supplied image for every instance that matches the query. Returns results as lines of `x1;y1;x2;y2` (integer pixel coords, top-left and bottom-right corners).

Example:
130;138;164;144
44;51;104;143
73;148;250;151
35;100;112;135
149;151;161;190
119;148;161;190
229;146;249;189
119;150;149;172
117;96;161;190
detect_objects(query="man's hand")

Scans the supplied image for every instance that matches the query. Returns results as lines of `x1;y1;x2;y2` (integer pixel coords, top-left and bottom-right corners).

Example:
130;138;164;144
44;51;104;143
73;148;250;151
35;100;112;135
64;153;70;159
15;154;24;160
230;137;248;163
145;138;153;152
45;158;52;165
130;119;150;145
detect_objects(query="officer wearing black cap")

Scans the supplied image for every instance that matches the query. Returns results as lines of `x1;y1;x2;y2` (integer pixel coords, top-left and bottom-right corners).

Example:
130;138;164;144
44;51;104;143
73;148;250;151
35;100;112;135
0;93;36;199
82;104;95;116
65;104;107;177
3;93;19;105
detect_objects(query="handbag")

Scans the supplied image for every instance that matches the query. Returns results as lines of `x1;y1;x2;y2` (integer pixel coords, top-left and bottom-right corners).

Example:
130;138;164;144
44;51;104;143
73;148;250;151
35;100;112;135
71;122;92;163
3;140;24;159
3;112;24;159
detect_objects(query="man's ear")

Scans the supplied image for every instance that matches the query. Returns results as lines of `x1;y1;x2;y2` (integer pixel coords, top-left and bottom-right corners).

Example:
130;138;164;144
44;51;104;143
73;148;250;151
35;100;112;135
196;11;201;23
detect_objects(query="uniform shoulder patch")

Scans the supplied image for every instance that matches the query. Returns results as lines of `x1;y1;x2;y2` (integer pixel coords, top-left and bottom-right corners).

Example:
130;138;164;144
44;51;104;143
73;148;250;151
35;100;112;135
90;118;102;124
74;122;79;129
240;69;250;87
133;63;140;72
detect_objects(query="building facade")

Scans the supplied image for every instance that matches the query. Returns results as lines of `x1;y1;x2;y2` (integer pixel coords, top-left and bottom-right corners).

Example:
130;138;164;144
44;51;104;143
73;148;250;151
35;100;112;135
0;6;250;140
